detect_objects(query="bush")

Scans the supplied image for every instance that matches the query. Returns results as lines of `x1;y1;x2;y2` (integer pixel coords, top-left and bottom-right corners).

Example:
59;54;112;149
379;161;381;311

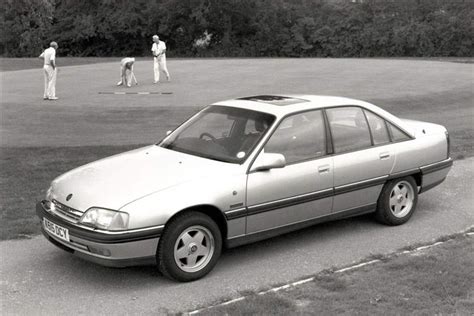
1;0;472;57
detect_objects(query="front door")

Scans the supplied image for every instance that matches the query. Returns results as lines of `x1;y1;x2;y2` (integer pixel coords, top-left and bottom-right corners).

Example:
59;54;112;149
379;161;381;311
246;110;333;234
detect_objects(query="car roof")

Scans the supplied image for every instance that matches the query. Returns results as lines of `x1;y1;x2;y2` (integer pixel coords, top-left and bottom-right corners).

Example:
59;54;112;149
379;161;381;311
214;95;355;114
212;94;414;137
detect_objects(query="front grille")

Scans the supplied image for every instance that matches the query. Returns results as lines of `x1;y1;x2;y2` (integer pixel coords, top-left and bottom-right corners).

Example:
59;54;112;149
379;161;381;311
51;199;84;222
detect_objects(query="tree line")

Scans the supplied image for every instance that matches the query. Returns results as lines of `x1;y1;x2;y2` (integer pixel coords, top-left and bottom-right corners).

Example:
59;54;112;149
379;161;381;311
1;0;472;57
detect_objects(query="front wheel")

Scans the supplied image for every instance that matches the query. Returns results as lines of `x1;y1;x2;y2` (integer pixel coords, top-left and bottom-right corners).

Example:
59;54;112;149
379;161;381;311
157;211;222;282
375;176;418;225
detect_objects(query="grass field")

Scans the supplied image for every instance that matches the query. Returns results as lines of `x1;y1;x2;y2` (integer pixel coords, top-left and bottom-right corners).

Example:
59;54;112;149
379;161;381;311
201;233;474;315
1;57;472;72
0;58;473;239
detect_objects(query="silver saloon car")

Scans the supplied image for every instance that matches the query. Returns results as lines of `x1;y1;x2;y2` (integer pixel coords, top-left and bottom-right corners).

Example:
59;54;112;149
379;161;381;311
36;95;453;281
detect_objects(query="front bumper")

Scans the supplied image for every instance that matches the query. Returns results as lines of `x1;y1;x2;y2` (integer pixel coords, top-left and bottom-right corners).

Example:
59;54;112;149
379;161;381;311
36;201;163;267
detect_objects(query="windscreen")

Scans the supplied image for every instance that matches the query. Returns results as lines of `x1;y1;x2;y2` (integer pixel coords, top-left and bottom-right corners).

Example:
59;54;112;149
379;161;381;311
158;106;275;163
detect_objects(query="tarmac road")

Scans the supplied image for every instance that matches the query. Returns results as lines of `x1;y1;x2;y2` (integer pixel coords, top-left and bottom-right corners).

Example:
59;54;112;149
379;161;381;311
1;157;473;315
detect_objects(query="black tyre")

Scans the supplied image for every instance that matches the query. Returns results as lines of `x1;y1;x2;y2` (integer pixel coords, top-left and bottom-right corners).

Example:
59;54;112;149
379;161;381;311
375;176;418;225
157;211;222;282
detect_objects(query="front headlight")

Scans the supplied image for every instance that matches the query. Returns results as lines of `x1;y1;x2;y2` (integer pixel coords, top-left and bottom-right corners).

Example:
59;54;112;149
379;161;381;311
79;208;129;231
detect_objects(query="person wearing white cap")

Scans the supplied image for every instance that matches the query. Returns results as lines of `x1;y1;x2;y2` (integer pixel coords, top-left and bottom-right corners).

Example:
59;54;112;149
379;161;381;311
151;35;170;83
39;41;59;100
117;57;138;87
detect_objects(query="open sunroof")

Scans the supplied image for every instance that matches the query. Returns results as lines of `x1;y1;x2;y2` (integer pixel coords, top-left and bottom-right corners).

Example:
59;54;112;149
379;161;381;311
238;95;309;106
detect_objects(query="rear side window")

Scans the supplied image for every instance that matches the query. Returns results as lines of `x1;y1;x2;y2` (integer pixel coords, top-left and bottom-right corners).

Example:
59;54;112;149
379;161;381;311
388;123;411;142
364;110;390;145
326;107;372;153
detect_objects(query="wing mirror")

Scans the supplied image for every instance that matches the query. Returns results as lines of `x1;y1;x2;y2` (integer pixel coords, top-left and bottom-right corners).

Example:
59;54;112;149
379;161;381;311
251;153;286;172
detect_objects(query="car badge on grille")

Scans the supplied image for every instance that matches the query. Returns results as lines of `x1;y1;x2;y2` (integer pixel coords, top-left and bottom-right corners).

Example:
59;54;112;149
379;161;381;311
66;194;73;201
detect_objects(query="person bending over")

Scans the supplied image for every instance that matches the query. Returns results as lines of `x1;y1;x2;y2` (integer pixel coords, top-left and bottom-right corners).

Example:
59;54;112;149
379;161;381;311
117;57;138;87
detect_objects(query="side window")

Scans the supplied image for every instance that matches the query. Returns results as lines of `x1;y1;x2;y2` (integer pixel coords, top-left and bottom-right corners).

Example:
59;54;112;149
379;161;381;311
364;110;390;145
326;107;372;153
265;110;326;164
388;123;411;142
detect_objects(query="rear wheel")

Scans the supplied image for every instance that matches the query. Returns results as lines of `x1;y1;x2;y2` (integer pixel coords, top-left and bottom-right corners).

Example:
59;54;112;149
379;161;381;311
375;176;418;225
157;211;222;282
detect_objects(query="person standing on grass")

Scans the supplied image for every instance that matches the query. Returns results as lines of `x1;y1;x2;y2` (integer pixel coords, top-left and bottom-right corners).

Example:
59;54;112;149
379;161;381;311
117;57;138;87
39;41;58;100
151;35;170;83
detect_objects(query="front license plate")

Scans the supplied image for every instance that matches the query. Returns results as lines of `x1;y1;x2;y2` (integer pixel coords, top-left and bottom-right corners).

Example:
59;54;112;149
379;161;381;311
43;218;70;242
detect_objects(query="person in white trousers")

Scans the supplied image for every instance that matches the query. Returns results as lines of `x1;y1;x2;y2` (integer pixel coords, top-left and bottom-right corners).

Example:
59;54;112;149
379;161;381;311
151;35;170;83
116;57;138;87
39;41;58;100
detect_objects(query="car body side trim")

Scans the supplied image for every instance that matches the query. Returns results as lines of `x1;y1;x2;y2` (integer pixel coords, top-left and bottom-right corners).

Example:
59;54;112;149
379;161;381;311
224;207;248;220
227;176;386;220
247;188;334;216
226;203;376;248
420;158;453;175
333;175;388;195
387;168;420;180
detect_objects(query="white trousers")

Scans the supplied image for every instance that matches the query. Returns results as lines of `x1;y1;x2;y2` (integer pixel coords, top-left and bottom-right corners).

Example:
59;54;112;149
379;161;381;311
153;56;170;82
120;66;133;87
43;65;57;98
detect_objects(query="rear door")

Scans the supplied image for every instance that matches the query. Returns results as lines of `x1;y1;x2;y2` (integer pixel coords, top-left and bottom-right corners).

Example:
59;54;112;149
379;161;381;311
326;106;395;213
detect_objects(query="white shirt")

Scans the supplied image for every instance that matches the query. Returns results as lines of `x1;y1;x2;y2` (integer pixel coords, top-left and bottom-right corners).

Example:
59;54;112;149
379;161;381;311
40;47;56;66
121;57;135;67
151;41;166;57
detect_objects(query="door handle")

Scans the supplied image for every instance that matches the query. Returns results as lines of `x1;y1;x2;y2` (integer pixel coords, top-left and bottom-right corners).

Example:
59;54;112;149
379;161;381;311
318;165;330;173
379;152;390;160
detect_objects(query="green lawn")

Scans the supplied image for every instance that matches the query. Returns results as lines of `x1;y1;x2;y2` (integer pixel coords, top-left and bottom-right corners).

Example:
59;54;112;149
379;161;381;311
1;57;472;72
201;233;474;315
